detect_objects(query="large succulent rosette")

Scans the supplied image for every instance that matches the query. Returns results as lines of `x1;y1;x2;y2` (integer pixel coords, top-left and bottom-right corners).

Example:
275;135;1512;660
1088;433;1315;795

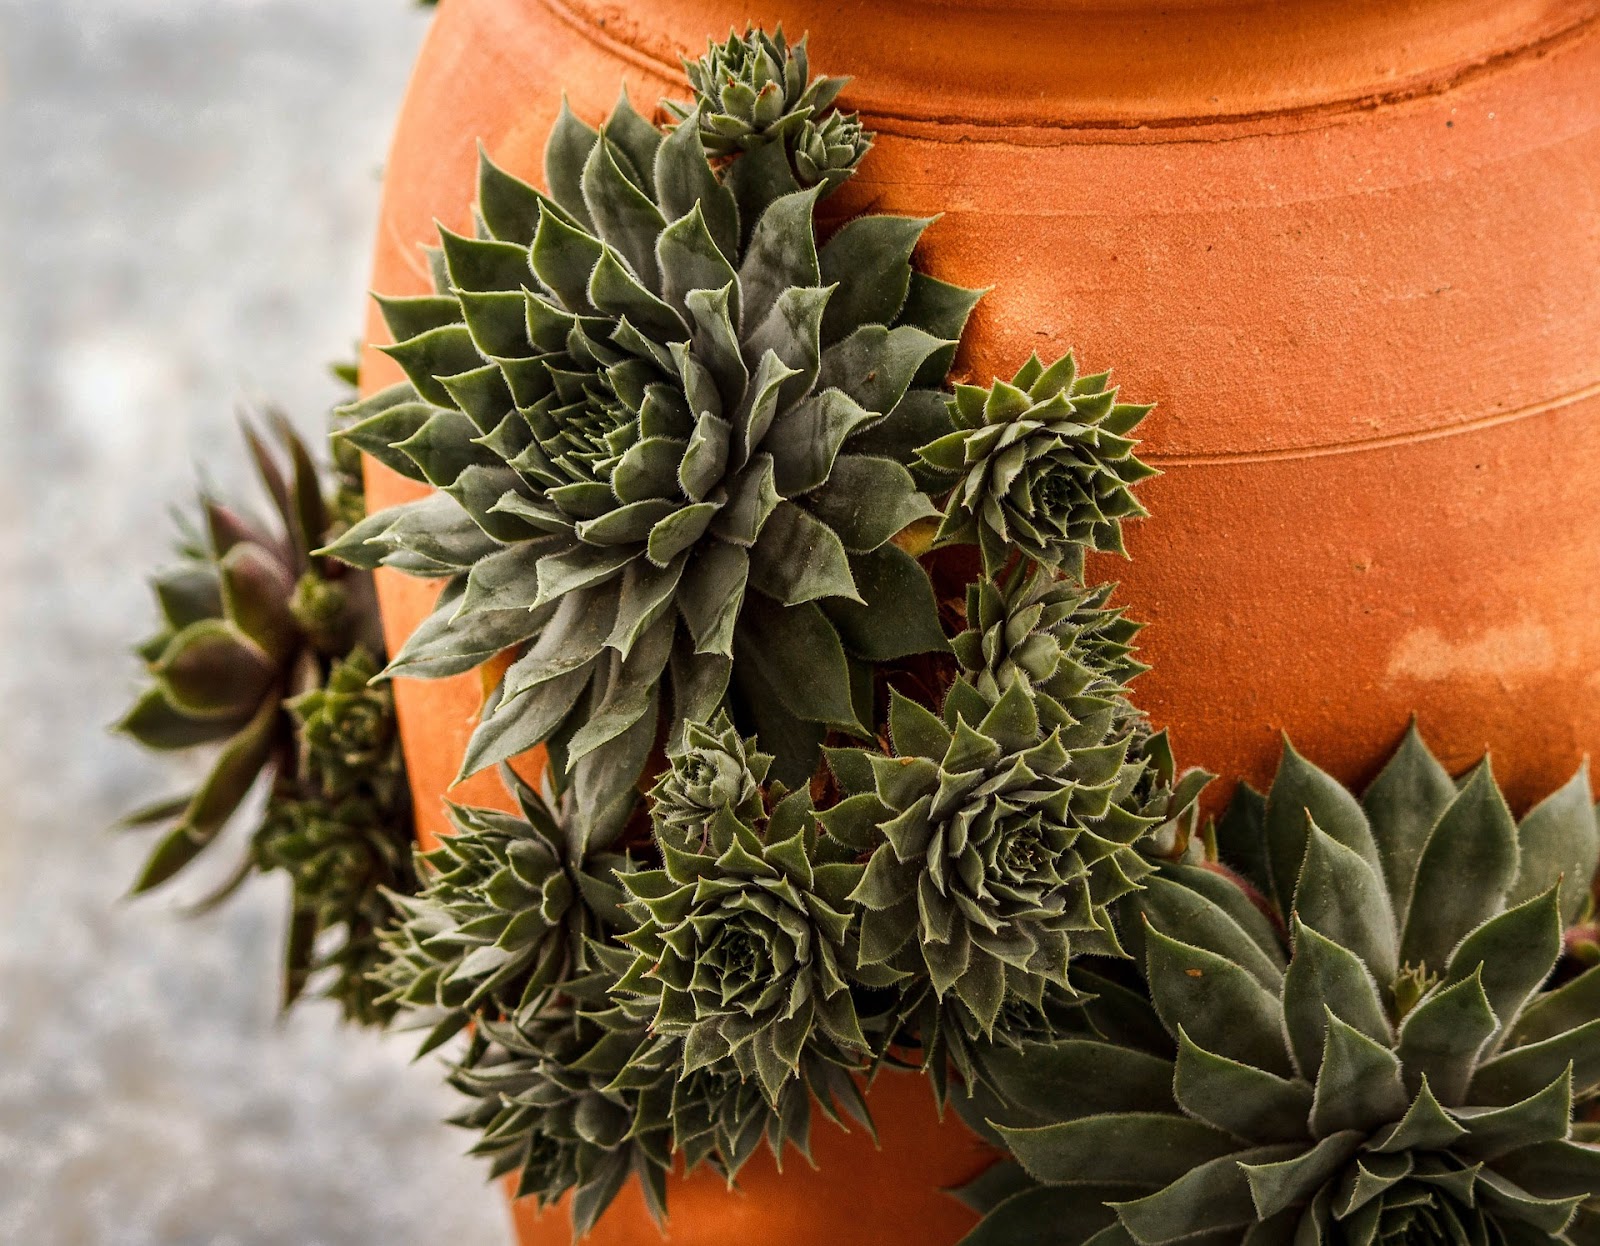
333;80;977;843
590;714;874;1178
965;728;1600;1245
609;745;868;1103
820;678;1191;1081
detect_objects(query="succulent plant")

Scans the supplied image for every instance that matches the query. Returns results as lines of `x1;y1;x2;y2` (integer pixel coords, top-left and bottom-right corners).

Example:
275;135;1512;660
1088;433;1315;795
647;710;769;849
331;66;977;845
667;26;870;194
919;352;1158;578
821;680;1166;1043
117;417;407;1021
953;565;1148;731
609;759;869;1104
256;649;414;1023
617;1028;875;1183
288;646;399;796
447;979;670;1236
965;727;1600;1246
375;765;628;1054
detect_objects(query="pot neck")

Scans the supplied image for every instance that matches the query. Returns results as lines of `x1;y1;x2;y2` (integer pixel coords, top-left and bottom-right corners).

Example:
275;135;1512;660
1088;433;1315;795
524;0;1599;130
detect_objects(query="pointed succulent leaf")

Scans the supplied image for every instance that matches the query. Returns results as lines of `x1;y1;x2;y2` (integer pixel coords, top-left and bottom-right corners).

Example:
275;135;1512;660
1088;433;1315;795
1265;740;1382;917
1292;822;1398;983
1510;763;1599;923
1400;761;1520;975
1309;1014;1407;1137
1361;721;1457;912
1175;1028;1314;1144
1145;924;1293;1078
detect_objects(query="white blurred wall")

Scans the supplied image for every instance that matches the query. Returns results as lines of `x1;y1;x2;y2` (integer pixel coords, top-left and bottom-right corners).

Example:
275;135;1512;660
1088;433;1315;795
0;2;512;1241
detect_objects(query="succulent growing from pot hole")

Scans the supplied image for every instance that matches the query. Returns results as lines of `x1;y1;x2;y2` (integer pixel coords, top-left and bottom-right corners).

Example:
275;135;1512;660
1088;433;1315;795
446;979;671;1236
820;678;1176;1049
647;710;769;849
375;765;628;1055
117;417;406;1020
607;739;869;1105
919;352;1158;578
666;26;870;194
963;726;1600;1246
331;53;978;843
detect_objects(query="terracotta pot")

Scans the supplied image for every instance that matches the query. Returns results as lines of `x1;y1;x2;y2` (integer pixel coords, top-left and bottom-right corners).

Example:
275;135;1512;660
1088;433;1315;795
359;0;1600;1238
504;1068;987;1244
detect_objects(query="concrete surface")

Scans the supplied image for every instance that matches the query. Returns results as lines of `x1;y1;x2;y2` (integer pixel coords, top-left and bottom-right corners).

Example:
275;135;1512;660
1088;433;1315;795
0;2;514;1241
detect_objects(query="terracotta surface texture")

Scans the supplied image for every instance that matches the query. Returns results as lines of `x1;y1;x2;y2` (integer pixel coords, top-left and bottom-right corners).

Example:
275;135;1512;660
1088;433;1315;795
359;0;1600;1239
506;1069;990;1245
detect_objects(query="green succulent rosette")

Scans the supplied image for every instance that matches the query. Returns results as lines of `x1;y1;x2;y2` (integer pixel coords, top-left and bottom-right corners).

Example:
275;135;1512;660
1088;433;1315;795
953;564;1149;729
609;752;870;1105
647;710;769;849
666;26;870;193
375;765;628;1055
822;680;1195;1050
447;977;671;1235
117;417;408;1021
331;47;978;844
288;646;399;796
965;727;1600;1246
919;352;1158;577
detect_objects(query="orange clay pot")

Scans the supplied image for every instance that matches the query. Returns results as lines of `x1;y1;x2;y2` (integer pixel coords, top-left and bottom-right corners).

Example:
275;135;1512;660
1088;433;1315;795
359;0;1600;1239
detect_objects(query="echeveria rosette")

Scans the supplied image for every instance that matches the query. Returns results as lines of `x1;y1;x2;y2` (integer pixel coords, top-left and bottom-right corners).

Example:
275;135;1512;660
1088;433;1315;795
920;352;1158;578
821;680;1168;1061
608;778;870;1107
965;727;1600;1246
332;77;978;843
954;563;1149;733
648;710;770;849
375;766;628;1055
288;646;400;797
666;26;870;195
119;418;361;890
446;977;671;1236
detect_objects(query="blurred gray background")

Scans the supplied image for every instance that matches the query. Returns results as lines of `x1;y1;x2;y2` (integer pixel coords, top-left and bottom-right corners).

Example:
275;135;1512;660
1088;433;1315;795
0;2;513;1242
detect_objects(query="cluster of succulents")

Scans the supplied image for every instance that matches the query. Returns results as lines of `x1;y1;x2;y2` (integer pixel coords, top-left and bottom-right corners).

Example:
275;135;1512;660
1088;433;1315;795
118;412;415;1023
116;16;1600;1246
960;728;1600;1245
666;26;871;192
339;26;1218;1231
331;40;976;837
